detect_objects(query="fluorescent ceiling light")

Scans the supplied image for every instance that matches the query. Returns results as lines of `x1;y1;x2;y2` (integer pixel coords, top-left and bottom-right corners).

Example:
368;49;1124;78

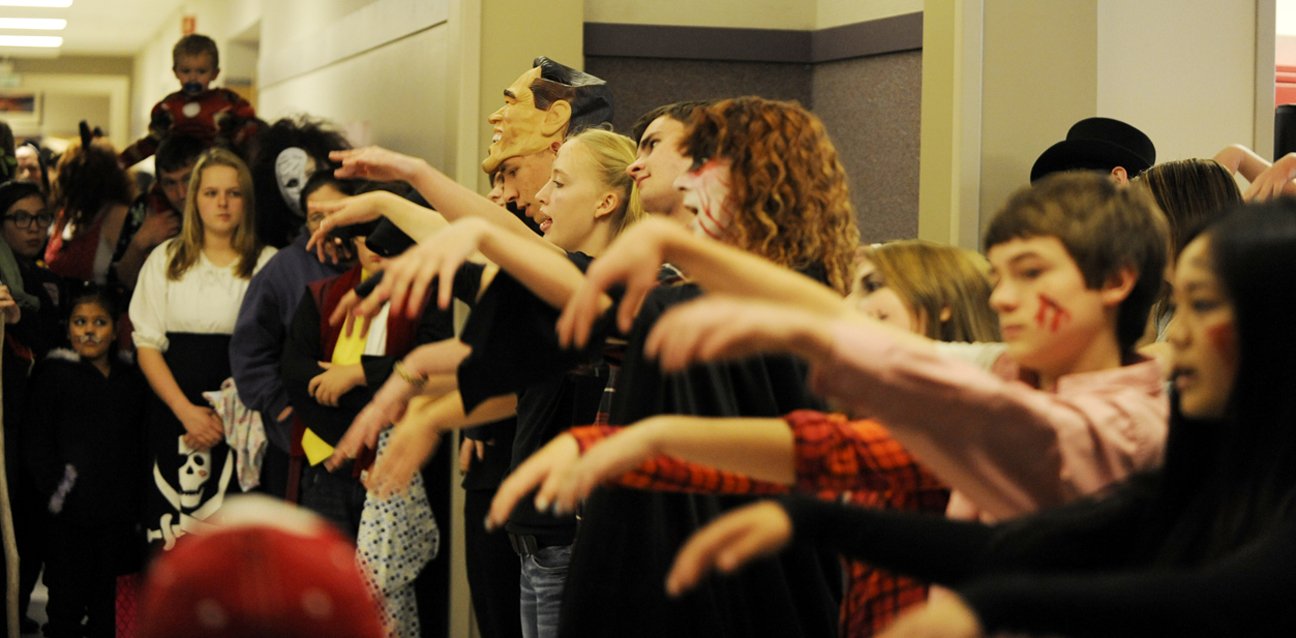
0;1;73;7
0;18;66;30
0;35;60;47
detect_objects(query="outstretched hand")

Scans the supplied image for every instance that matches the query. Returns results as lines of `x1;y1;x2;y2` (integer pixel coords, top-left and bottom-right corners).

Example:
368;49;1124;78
364;396;444;499
643;297;834;371
306;191;404;263
1242;153;1296;202
876;594;984;638
486;434;581;529
556;218;679;349
665;500;793;596
353;217;491;320
330;146;424;183
538;422;664;515
324;361;428;471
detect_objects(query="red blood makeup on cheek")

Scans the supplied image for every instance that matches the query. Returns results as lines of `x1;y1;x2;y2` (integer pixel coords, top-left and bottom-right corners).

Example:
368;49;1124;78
1206;322;1237;363
1034;294;1071;333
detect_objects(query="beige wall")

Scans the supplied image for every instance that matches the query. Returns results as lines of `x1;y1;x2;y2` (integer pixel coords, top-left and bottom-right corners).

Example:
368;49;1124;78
1096;0;1258;164
921;0;1267;249
978;0;1097;235
584;0;815;29
584;0;920;30
817;0;921;28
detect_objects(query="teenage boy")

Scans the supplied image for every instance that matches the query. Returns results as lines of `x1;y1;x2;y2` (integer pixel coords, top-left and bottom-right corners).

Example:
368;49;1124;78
119;34;259;168
111;134;209;293
550;171;1170;523
627;101;708;224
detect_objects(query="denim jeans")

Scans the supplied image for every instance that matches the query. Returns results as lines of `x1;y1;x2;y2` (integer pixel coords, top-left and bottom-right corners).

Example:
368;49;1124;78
518;543;572;638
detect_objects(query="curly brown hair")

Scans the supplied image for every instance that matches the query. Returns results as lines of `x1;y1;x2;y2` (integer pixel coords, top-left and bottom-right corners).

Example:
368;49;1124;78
681;97;859;294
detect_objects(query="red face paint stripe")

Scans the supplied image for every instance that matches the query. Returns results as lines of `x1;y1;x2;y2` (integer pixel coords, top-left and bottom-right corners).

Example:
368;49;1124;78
1035;294;1071;333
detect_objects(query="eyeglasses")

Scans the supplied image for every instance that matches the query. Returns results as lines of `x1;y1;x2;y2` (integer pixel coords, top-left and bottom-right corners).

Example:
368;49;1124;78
4;212;53;229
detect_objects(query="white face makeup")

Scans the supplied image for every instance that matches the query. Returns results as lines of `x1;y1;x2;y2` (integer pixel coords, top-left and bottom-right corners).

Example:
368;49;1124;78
674;158;734;241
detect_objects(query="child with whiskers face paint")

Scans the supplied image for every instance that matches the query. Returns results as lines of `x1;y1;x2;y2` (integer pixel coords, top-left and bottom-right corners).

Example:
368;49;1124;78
24;286;149;637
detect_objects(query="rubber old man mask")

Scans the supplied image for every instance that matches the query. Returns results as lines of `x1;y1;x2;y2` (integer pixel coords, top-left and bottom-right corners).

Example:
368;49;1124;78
481;57;614;174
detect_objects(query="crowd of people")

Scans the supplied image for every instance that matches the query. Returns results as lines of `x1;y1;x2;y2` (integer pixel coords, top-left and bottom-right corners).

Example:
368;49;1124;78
0;26;1293;638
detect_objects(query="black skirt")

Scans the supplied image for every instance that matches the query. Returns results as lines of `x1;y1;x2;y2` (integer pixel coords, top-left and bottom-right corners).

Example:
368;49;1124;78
142;332;240;554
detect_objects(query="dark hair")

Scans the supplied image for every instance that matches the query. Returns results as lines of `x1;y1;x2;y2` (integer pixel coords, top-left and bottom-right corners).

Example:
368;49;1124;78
68;283;120;324
631;101;712;145
298;169;360;217
530;56;613;133
156;134;211;174
1151;201;1296;563
173;34;219;69
984;171;1169;355
247;116;352;248
53;141;133;229
0;180;44;218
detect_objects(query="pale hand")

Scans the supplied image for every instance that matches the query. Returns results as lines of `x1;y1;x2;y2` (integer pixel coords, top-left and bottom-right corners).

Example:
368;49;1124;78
330;146;424;183
306;191;403;262
546;420;663;514
176;402;224;451
1242;153;1296;202
325;401;388;471
458;438;488;474
0;284;18;324
355;216;490;320
643;296;832;372
307;362;364;407
364;396;443;498
665;500;792;597
877;594;984;638
486;433;580;529
134;209;181;248
556;218;678;349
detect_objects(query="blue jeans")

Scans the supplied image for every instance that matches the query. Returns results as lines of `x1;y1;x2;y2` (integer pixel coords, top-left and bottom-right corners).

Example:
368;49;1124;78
518;543;572;638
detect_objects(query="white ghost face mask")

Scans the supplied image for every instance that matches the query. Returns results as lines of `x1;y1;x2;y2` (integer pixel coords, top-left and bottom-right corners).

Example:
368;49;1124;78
275;147;316;218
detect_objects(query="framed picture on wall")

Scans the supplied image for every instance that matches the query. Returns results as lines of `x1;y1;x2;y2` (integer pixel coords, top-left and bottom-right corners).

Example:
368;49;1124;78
0;92;41;128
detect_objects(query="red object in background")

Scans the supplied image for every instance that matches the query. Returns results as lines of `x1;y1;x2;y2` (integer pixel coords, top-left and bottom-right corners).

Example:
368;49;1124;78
182;15;196;35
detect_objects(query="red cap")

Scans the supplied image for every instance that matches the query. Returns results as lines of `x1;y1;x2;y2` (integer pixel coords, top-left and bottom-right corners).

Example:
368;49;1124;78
137;496;385;638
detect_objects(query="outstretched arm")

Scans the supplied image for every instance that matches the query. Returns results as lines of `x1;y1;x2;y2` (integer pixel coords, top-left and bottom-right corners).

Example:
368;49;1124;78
558;218;847;348
1212;144;1296;201
349;217;598;322
331;146;545;244
363;390;518;498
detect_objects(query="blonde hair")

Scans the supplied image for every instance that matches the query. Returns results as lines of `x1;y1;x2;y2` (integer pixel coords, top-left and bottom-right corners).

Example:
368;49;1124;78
858;240;1000;343
565;128;645;237
167;148;261;280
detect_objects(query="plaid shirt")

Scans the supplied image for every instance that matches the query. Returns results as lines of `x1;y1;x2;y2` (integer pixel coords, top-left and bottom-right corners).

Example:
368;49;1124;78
569;409;949;637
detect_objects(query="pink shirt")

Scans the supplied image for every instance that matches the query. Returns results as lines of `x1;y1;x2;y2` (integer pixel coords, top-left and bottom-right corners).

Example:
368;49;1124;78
811;324;1168;522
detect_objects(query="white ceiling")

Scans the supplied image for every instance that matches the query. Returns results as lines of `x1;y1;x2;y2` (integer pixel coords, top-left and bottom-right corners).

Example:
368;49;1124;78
0;0;185;57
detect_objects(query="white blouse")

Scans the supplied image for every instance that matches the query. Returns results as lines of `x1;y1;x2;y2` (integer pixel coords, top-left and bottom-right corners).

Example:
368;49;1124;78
130;239;277;352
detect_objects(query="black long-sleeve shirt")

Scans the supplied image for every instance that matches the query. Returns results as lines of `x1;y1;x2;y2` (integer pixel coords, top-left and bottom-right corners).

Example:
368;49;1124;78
783;492;1296;636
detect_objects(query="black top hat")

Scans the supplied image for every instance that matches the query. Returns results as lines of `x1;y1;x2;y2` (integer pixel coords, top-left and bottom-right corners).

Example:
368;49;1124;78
1029;117;1155;183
